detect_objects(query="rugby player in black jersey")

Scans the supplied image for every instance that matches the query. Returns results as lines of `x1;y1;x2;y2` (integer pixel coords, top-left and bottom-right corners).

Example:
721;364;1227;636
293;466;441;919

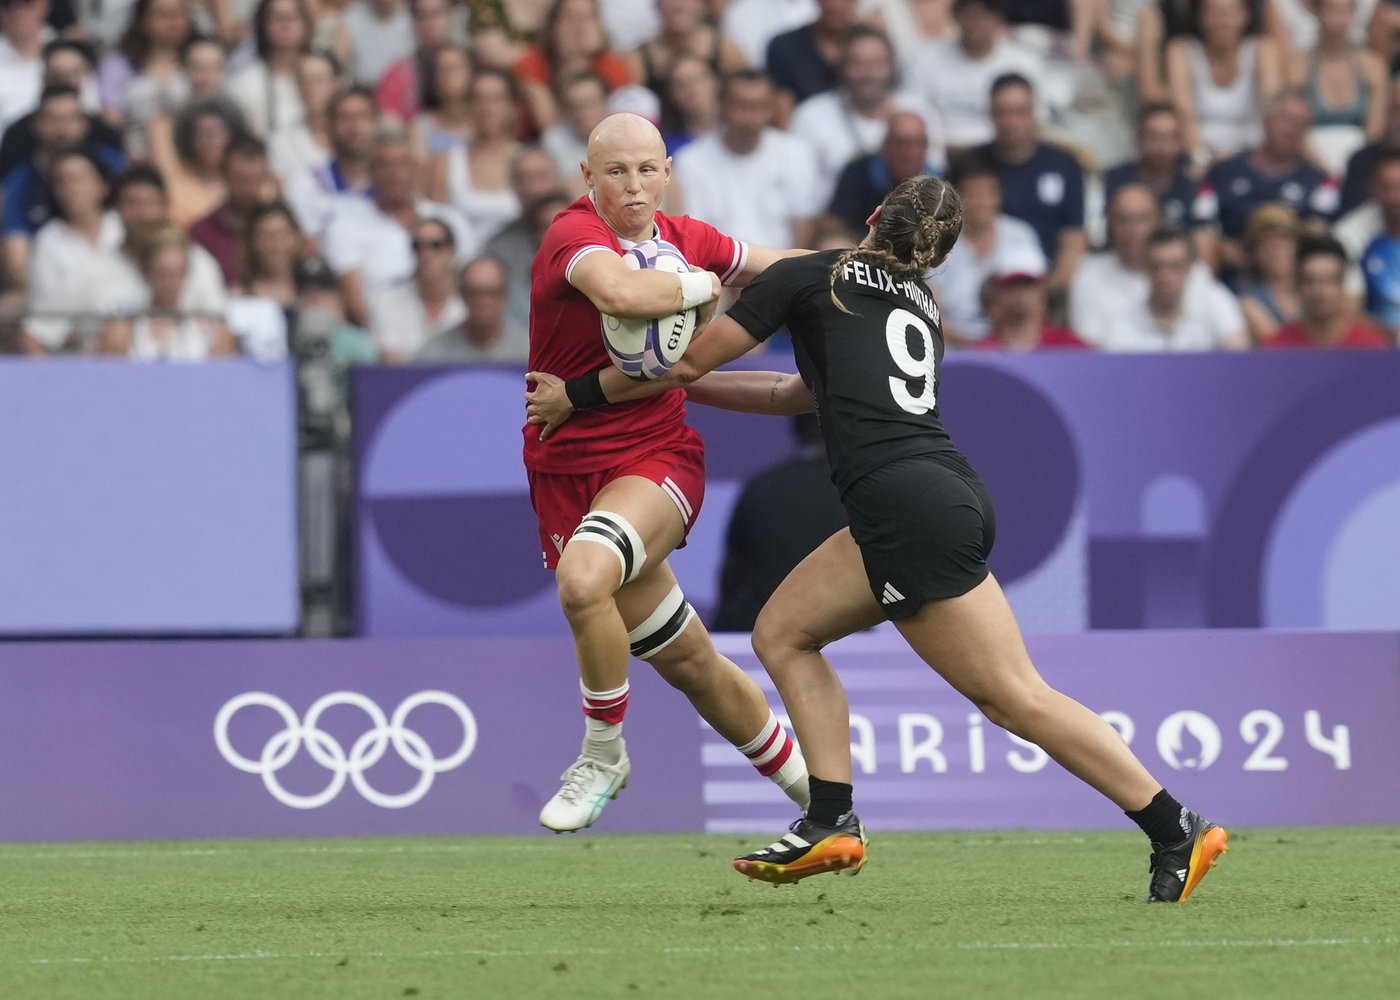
526;175;1229;904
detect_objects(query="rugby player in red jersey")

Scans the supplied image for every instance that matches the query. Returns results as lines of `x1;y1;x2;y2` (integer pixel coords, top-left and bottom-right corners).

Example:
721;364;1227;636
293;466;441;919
525;112;809;831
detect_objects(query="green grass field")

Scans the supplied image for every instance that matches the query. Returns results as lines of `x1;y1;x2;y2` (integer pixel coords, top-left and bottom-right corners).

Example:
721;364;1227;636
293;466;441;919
1;827;1397;1000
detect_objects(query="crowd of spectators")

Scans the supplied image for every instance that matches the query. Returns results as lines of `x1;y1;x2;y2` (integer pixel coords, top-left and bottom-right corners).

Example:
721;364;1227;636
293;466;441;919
5;0;1400;362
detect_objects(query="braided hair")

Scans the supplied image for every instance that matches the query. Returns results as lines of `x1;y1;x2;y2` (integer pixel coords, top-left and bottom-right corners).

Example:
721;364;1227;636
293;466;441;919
829;174;962;313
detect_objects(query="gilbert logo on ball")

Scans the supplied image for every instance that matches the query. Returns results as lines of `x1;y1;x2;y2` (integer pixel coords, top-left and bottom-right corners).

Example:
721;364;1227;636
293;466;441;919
600;238;699;380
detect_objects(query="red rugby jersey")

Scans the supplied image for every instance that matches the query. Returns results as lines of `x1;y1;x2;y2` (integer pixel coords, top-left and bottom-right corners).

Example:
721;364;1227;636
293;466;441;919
523;194;749;473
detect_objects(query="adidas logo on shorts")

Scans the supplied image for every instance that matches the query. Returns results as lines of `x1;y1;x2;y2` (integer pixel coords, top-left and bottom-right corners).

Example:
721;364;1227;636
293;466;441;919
880;582;905;605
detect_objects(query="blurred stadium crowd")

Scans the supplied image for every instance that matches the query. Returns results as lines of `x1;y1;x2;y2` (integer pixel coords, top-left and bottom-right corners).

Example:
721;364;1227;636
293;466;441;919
3;0;1400;362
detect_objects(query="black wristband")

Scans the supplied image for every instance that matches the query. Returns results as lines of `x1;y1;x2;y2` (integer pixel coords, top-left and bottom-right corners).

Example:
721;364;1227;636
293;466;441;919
564;368;609;410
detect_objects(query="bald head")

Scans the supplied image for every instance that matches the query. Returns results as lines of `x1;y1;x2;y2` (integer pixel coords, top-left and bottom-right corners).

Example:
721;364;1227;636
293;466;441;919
582;113;672;242
1109;183;1162;267
586;113;666;167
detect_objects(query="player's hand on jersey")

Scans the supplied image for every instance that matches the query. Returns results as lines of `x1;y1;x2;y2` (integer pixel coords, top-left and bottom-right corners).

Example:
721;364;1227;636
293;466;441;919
525;371;573;441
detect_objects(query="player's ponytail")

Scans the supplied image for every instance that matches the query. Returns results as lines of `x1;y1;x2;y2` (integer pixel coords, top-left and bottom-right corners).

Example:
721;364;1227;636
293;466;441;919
829;175;963;313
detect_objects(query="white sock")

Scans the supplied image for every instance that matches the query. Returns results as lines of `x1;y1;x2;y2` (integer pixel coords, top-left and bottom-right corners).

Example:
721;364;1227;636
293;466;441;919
736;711;810;809
580;680;628;764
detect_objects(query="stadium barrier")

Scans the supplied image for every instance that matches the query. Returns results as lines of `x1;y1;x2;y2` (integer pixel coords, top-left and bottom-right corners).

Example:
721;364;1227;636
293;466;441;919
354;352;1400;636
0;358;299;635
2;631;1395;841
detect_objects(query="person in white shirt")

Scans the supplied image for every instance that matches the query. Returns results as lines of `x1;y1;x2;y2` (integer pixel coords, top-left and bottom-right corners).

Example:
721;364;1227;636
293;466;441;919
0;0;49;130
540;71;609;198
322;126;475;326
225;0;310;136
268;49;337;181
1334;148;1400;299
368;216;465;361
342;0;414;87
1104;225;1249;352
1072;182;1223;347
788;25;944;206
928;154;1045;342
282;84;377;238
674;69;822;250
907;0;1042;152
23;149;125;353
721;0;817;66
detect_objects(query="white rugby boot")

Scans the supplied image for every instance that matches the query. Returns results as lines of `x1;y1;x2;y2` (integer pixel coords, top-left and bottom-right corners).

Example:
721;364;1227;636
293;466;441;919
538;740;631;833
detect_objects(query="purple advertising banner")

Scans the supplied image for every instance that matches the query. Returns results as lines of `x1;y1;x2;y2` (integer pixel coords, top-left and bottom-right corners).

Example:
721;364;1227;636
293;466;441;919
0;359;299;635
1;631;1396;842
352;354;1400;637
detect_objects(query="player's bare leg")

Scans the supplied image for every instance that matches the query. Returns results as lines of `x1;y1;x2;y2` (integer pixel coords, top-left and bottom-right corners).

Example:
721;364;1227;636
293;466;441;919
616;561;810;809
732;530;881;883
895;573;1228;902
542;477;807;831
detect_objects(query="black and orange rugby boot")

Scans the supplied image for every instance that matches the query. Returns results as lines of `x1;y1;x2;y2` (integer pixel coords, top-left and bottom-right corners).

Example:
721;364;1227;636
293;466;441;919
733;812;867;885
1146;810;1230;903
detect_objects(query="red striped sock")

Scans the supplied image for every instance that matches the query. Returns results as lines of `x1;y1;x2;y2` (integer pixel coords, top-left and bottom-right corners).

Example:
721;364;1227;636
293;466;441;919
581;680;629;725
737;711;795;777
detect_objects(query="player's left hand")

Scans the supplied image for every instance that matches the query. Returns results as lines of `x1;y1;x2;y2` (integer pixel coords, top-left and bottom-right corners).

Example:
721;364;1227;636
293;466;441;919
525;371;574;441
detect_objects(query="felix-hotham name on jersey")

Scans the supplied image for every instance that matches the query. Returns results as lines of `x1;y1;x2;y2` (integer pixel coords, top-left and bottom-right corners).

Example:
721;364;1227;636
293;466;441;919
841;259;940;326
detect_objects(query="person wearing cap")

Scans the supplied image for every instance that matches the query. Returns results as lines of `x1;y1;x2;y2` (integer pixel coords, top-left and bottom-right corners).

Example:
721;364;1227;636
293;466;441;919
1238;202;1302;343
978;253;1089;352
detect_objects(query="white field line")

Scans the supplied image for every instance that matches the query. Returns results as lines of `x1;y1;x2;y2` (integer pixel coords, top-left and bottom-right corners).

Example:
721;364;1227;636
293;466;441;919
13;936;1400;967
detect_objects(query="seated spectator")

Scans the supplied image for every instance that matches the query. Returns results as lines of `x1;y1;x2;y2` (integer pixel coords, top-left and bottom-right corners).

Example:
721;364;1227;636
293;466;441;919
1101;225;1249;350
909;0;1042;153
930;152;1045;343
2;84;125;294
659;53;720;155
343;0;413;87
827;109;936;235
632;0;745;132
425;67;522;242
416;254;528;362
973;72;1085;294
1239;202;1303;342
1265;232;1391;346
225;199;305;360
0;0;50;131
514;0;634;135
1286;0;1386;176
1272;0;1377;52
23;149;125;353
189;133;277;286
1340;73;1400;216
1165;0;1281;163
764;0;858;111
100;223;237;359
97;0;192;134
486;185;570;343
97;163;228;316
998;0;1094;62
376;0;459;122
152;96;246;230
1094;0;1156;84
789;25;943;207
978;251;1090;351
411;44;472;159
1193;90;1338;276
268;49;338;182
1103;102;1199;229
540;71;609;194
369;215;463;360
225;0;311;136
1336;145;1400;293
322;125;474;325
282;84;376;238
675;69;821;249
711;411;848;633
719;0;817;67
0;38;120;181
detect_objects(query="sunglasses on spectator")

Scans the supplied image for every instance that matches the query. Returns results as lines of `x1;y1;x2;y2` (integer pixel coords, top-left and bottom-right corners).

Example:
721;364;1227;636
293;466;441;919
412;238;452;252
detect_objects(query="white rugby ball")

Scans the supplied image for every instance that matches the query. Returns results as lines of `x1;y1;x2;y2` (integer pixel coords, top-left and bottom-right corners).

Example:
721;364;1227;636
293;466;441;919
600;238;698;380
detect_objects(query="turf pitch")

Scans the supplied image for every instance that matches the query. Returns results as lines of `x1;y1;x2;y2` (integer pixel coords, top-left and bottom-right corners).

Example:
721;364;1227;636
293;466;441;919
2;827;1397;999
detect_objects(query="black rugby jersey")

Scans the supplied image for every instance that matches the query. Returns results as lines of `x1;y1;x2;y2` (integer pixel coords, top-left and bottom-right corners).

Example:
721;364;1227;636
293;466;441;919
726;249;969;495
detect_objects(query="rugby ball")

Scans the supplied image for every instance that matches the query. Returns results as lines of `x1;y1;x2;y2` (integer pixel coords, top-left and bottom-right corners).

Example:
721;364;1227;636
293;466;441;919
600;238;698;380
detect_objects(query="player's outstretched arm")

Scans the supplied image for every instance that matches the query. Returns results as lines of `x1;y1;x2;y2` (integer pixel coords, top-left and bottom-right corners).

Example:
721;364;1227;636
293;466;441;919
570;250;722;318
728;244;815;287
526;315;781;440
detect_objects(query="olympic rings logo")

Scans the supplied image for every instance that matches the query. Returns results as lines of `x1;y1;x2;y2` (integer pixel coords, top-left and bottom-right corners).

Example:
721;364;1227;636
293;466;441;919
213;691;477;809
